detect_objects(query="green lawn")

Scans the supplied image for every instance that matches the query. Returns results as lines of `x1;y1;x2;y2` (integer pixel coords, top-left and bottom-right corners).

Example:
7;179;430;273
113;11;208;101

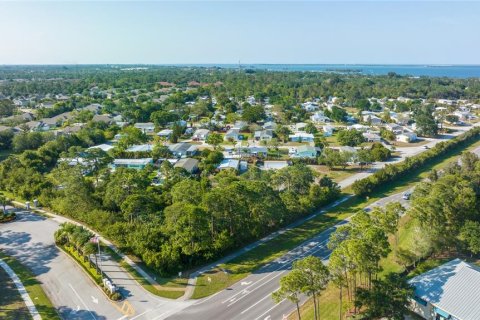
0;251;60;320
119;261;185;299
192;135;480;299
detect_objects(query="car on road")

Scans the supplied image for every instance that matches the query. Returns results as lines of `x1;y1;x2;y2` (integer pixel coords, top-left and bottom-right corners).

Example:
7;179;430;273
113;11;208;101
402;192;411;200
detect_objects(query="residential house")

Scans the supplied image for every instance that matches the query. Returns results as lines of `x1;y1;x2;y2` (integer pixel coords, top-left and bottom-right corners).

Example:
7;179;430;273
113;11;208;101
239;146;268;157
293;122;308;132
174;158;199;174
385;123;404;135
157;129;173;138
323;125;334;137
262;161;289;170
168;142;197;158
192;128;210;141
397;132;417;143
311;112;331;123
233;121;248;130
83;103;102;114
217;159;240;171
263;121;277;130
111;158;153;170
301;101;319;112
92;114;114;124
289;132;314;142
134;122;155;134
362;132;382;142
293;145;318;158
88;144;114;152
254;129;273;141
126;144;154;152
224;128;241;141
347;124;369;132
363;115;382;125
59;124;85;135
409;259;480;320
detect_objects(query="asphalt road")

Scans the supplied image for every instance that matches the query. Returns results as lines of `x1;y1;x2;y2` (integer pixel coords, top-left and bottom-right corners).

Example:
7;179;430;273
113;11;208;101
0;210;123;320
167;190;412;320
0;210;194;320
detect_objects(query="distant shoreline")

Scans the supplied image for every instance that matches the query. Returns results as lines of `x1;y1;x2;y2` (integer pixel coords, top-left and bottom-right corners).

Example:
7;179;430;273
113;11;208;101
1;64;480;78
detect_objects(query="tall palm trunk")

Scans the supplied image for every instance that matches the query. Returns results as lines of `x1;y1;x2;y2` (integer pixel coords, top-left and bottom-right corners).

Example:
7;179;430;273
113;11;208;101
312;293;318;320
296;301;301;320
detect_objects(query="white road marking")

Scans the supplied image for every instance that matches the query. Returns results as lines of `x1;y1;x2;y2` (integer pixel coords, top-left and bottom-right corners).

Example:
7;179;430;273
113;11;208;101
226;270;288;307
240;292;273;314
91;296;98;304
254;299;286;320
241;281;252;286
221;239;329;305
68;283;97;320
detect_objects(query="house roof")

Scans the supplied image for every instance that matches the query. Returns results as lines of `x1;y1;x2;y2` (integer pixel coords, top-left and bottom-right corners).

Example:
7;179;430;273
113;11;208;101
126;144;154;152
263;161;289;170
296;145;316;153
113;158;153;166
174;158;199;173
409;259;480;320
217;159;239;170
157;129;173;136
88;144;114;152
134;122;155;129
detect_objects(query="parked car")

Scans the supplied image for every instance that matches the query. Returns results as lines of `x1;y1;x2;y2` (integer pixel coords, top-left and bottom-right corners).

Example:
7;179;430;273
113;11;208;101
402;192;411;200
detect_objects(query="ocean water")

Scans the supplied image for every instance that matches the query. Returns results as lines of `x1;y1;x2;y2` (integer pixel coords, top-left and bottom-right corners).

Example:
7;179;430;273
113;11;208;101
175;64;480;78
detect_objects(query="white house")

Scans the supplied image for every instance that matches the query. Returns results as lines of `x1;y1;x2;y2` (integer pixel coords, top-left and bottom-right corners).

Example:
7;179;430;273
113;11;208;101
157;129;173;138
409;259;480;320
323;125;334;137
262;161;290;170
134;122;155;134
363;115;382;125
301;101;319;112
362;132;381;142
217;159;240;171
225;128;241;141
397;132;417;143
348;124;369;132
192;129;210;141
311;112;331;123
289;132;314;142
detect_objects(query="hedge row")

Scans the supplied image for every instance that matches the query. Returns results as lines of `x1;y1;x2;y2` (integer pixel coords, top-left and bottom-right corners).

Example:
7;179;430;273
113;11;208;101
352;127;480;196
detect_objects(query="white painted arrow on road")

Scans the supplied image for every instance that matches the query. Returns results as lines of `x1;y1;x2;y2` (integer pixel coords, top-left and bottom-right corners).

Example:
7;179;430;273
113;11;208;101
241;281;252;286
91;296;98;304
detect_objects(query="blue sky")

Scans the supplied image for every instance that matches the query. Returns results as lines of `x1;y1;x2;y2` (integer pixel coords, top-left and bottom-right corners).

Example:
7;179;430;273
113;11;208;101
0;1;479;64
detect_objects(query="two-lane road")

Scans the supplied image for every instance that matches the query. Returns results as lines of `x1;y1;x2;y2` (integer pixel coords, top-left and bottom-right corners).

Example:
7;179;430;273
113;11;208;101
167;191;411;320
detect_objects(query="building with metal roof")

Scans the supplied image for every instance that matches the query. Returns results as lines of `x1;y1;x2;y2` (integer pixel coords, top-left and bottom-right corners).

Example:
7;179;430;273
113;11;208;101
409;259;480;320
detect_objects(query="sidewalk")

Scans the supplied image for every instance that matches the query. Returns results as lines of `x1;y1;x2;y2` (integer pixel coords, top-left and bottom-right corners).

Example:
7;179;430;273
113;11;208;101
0;258;41;320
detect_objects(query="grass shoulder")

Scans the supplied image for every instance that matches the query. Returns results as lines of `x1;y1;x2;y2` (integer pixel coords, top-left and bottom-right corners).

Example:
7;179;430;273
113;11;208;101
0;251;61;320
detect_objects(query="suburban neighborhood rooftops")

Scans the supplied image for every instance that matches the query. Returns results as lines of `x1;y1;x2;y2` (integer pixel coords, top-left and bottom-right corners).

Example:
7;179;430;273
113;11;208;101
174;158;199;173
126;144;154;152
88;144;114;152
113;158;153;166
262;161;289;170
217;159;240;170
409;259;480;320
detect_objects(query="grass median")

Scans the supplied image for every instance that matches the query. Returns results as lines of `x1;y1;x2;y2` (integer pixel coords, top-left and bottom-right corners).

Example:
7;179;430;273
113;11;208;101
192;137;480;299
0;251;61;320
